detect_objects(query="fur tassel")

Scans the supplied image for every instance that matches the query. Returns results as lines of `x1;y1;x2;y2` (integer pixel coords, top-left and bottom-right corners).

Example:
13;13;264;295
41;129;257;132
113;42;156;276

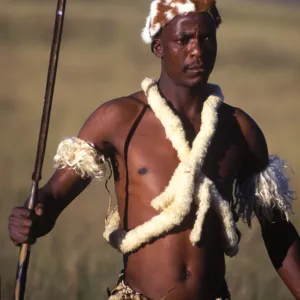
53;137;108;180
234;155;295;226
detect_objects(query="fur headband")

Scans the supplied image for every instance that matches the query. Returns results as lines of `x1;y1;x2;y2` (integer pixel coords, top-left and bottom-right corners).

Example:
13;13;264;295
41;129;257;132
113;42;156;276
141;0;220;44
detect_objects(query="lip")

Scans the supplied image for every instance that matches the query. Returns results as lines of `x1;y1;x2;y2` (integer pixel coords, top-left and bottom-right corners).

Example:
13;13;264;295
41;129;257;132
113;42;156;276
189;64;204;69
187;64;205;73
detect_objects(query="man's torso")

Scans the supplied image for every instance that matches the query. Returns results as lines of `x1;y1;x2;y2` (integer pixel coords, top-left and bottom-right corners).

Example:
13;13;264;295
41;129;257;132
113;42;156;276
102;91;248;299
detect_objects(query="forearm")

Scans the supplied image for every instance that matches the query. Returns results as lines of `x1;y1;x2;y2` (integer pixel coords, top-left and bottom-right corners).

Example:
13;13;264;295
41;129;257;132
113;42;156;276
31;170;91;238
277;239;300;299
29;188;59;238
262;220;300;298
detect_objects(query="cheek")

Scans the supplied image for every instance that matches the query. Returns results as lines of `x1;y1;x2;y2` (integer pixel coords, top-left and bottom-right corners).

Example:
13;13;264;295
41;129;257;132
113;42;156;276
207;42;217;58
202;45;217;68
164;47;185;71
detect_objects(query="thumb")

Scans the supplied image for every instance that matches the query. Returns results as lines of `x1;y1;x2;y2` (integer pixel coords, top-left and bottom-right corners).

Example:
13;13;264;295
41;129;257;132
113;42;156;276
35;203;44;216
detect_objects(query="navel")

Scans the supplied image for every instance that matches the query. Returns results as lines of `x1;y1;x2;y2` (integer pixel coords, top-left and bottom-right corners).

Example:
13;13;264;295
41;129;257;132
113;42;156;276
180;264;190;281
138;168;148;175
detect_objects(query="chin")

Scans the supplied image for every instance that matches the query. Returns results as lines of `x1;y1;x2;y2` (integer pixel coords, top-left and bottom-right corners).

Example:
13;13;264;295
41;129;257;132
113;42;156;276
182;75;208;88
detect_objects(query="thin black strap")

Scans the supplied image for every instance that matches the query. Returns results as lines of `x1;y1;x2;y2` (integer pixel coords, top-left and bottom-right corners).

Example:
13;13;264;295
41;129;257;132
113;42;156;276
123;104;148;230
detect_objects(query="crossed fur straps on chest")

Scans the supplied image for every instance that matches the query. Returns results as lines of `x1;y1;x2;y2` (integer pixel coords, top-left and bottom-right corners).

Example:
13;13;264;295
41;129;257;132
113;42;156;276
103;78;239;256
53;78;294;257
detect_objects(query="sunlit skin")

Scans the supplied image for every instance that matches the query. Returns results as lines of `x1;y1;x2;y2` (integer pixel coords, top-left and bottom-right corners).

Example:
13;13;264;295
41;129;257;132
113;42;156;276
8;12;300;300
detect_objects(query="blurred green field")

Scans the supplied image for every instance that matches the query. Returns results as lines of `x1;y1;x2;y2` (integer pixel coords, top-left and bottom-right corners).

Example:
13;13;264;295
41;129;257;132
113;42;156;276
0;0;300;299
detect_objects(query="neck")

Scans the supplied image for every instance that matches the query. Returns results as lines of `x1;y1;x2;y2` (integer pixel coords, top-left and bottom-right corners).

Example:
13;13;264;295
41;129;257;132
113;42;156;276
157;70;212;116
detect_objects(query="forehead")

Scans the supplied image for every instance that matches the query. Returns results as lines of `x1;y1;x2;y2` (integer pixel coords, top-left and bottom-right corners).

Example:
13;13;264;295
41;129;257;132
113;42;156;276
162;12;216;36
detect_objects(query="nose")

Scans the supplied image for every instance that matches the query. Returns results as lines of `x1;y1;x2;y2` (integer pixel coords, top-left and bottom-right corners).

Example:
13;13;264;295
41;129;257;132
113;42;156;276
190;39;203;58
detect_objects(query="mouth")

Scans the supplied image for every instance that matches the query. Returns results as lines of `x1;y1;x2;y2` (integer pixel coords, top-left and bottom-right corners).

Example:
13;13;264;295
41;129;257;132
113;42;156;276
185;63;206;73
186;64;206;74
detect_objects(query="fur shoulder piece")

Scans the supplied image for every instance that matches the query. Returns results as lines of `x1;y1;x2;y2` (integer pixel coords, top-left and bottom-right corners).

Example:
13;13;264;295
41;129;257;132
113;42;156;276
53;137;108;180
234;155;295;225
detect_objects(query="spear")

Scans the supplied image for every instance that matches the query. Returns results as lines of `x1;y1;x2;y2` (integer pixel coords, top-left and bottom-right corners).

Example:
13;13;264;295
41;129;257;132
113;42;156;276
14;0;67;299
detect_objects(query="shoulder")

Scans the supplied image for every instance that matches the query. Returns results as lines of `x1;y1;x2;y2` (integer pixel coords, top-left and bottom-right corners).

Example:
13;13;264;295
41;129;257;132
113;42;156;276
89;90;147;123
78;90;147;151
233;106;269;173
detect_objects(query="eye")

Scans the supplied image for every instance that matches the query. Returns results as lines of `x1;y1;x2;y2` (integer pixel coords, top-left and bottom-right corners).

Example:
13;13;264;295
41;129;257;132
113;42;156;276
203;35;214;42
177;35;190;45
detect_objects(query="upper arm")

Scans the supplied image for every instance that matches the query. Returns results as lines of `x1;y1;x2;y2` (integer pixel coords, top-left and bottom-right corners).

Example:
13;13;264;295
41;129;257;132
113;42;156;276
234;108;271;222
235;108;298;257
77;98;127;153
235;108;269;176
41;98;129;215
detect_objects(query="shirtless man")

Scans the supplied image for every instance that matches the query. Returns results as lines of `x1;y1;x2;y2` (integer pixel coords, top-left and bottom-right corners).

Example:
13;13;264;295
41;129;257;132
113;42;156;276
8;1;300;299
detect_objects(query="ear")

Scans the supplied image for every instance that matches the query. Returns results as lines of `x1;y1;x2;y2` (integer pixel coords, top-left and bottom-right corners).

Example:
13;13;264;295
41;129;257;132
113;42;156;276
151;38;163;58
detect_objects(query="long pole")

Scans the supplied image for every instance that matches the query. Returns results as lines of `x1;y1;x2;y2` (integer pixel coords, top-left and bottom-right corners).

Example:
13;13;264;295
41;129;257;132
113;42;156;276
14;0;67;299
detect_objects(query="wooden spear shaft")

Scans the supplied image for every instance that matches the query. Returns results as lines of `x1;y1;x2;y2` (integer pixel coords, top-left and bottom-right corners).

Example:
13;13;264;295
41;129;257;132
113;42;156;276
15;0;67;299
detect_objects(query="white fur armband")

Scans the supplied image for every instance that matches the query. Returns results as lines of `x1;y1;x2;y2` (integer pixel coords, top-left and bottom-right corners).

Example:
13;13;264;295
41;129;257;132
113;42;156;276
235;155;295;225
53;137;108;180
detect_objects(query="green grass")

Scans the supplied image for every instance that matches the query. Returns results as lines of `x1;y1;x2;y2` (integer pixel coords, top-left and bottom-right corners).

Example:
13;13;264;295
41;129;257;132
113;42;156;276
1;0;300;299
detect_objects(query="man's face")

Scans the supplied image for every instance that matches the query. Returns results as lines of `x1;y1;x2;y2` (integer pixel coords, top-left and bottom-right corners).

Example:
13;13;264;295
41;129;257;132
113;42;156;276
155;12;217;87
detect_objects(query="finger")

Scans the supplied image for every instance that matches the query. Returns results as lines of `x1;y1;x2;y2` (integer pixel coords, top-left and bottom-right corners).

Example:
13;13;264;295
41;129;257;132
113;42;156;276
16;226;30;236
10;232;29;245
8;222;31;236
12;207;31;218
35;203;44;216
9;216;33;228
12;230;36;245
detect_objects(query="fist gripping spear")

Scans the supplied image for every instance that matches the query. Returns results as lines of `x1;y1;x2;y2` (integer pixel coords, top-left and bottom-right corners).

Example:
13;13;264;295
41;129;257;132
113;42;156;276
14;0;67;299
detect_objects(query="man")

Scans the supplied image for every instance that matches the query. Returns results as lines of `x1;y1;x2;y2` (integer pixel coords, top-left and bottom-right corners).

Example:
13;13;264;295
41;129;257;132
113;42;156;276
8;0;300;299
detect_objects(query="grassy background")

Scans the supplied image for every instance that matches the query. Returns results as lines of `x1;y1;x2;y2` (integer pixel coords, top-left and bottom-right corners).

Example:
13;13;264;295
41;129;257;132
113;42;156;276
0;0;300;299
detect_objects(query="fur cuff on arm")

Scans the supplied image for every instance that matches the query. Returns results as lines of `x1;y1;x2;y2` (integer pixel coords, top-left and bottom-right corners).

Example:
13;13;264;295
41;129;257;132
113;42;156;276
53;137;108;180
234;155;295;226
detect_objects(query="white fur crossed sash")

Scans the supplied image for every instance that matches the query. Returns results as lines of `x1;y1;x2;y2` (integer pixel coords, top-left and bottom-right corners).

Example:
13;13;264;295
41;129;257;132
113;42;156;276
54;78;294;257
103;78;239;256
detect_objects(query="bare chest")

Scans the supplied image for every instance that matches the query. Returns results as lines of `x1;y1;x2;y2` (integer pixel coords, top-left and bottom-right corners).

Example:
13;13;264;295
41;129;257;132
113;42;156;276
110;107;246;201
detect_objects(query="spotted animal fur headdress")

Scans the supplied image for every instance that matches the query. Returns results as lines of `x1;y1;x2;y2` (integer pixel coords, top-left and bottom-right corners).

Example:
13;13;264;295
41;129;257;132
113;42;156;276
141;0;222;44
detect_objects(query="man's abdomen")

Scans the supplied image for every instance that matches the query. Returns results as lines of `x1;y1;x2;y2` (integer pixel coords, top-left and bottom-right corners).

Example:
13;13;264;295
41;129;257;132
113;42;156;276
124;214;226;300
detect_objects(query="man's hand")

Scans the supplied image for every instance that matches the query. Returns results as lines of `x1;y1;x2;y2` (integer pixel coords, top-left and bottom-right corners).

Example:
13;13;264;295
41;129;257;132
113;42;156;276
8;203;45;245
